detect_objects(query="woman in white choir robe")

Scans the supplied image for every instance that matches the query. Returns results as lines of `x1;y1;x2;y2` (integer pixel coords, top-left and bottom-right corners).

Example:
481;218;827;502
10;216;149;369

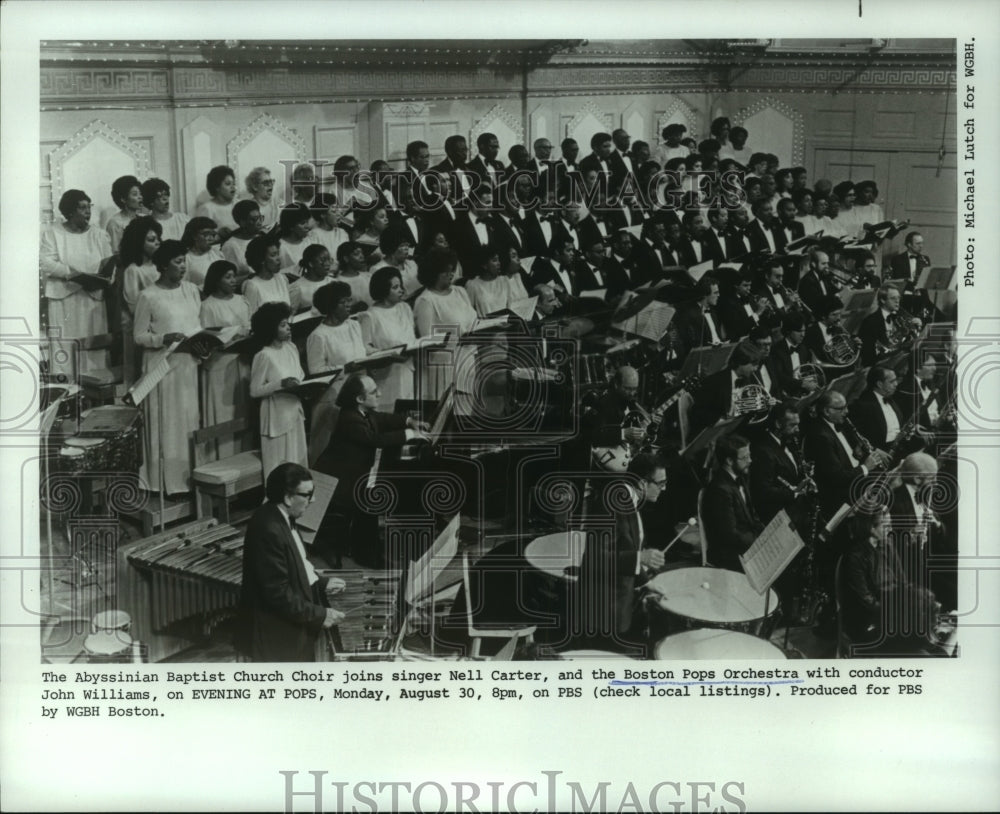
141;178;190;242
502;245;531;303
309;193;350;271
221;200;265;289
195;164;238;241
306;281;366;375
335;241;374;308
289;244;334;314
133;240;202;496
199;260;252;458
250;301;308;478
378;228;420;295
412;248;478;403
278;203;317;272
243;233;291;315
359;267;416;412
464;245;511;316
352;204;390;270
182;216;224;291
119;215;162;385
243;166;282;231
105;174;148;255
39;189;115;380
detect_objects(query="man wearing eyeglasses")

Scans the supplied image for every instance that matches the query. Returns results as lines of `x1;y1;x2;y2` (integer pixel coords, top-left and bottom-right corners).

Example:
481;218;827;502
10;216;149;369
238;462;345;662
580;453;666;649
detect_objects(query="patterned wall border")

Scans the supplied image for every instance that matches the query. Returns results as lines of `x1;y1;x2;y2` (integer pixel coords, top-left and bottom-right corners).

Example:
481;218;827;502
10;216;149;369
735;96;805;166
566;100;614;138
225;113;308;180
470;104;524;147
47;119;152;215
656;98;700;143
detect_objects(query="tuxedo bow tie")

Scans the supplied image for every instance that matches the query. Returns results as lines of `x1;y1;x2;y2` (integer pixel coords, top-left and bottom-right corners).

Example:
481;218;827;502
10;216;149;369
476;217;490;225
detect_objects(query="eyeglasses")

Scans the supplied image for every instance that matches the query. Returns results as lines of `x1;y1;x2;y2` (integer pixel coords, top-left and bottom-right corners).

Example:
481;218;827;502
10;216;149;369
293;490;315;500
647;479;668;489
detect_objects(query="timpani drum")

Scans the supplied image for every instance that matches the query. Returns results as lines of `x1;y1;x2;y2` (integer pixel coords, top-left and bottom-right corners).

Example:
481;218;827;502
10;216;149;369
83;630;134;663
524;531;587;580
578;354;611;387
91;610;132;635
644;567;780;640
507;367;561;412
653;629;787;660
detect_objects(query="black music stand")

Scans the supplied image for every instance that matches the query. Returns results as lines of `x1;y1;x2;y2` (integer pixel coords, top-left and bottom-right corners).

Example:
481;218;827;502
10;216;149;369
838;289;878;336
826;367;869;406
679;342;735;380
681;416;742;461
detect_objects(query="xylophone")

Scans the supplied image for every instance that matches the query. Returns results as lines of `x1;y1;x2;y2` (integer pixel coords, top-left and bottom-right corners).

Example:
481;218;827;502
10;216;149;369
118;519;403;662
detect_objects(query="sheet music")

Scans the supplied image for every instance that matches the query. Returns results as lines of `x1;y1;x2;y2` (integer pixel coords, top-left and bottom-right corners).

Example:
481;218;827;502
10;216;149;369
517;255;536;273
509;296;537;321
739;509;804;594
579;288;606;300
471;315;509;332
124;341;179;406
612;300;675;342
686;259;714;282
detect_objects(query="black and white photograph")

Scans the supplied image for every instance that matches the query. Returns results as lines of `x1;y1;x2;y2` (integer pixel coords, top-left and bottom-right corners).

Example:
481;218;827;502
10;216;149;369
2;2;998;811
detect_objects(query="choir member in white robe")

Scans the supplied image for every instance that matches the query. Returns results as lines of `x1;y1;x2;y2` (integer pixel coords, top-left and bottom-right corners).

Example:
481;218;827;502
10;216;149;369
289;244;334;314
133;240;202;495
39;189;114;380
182;217;224;291
119;216;162;385
195;165;238;240
105;175;147;255
358;267;416;412
141;178;190;242
278;203;317;271
250;302;308;478
243;234;291;315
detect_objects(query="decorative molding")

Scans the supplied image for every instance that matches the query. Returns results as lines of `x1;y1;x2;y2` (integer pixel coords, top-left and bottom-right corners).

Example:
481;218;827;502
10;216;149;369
384;102;430;117
47;120;151;215
470;104;524;147
40;68;169;103
566;100;613;138
656;99;699;143
226;113;308;180
735;97;805;165
737;66;956;91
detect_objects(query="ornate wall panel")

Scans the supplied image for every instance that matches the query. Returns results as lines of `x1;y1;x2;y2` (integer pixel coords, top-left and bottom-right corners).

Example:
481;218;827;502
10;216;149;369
655;98;699;145
470;104;524;151
736;97;804;167
566;101;614;146
226;113;308;195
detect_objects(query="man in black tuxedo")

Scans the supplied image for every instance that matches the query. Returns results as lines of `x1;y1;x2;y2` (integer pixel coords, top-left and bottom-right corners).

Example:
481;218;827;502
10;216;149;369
721;271;774;341
752;261;795;316
415;171;460;245
581;365;648;449
526;137;555;197
689;341;762;436
747;326;781;397
726;206;754;258
678;210;711;269
450;181;498;271
579;452;666;646
578;132;614;182
575;238;612;298
529;238;580;304
432;134;473;204
314;374;429;567
745;198;782;254
775;197;805;249
674;276;726;358
888;231;931;287
895;354;946;430
803;390;885;517
605;229;642;294
803;294;853;368
701;434;764;571
797;248;841;313
857;283;921;366
750;402;810;527
238;463;345;662
769;313;821;399
467;132;505;189
608;128;635;190
848;365;907;451
703;207;730;267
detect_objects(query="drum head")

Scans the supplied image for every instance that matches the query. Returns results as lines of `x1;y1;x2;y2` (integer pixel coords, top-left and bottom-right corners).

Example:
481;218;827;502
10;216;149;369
65;437;104;448
647;567;777;625
58;447;84;458
654;629;787;660
84;630;133;657
525;531;587;579
92;609;131;633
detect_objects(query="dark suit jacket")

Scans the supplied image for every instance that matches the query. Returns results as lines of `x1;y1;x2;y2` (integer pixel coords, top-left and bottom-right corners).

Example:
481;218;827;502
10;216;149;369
529;257;581;298
467;155;506;188
858;309;893;367
431;157;472;203
849;389;905;450
769;338;817;398
581;388;633;447
797;270;837;312
606;150;634;190
519;211;559;257
701;471;763;571
238;502;330;662
573;259;609;295
678;237;711;269
802;418;867;516
775;218;805;248
578;153;611;180
749;432;804;525
746;219;784;254
703;228;730;266
888;251;931;285
314;407;408;504
674;301;727;359
604;253;641;298
726;228;754;259
894;376;937;427
689;367;736;436
450;211;496;272
492;213;525;254
579;491;642;636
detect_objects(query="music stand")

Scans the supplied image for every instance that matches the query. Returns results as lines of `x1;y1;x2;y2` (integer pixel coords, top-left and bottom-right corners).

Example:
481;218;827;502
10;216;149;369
826;367;869;405
739;510;805;642
295;470;337;545
838;289;878;335
681;416;743;460
395;514;461;656
679;342;735;380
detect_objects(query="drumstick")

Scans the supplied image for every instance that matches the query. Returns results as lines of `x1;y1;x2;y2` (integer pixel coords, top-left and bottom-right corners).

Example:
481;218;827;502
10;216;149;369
661;518;698;555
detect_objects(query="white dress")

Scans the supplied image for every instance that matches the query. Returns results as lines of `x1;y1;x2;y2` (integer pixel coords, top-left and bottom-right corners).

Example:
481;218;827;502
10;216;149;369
250;342;308;478
243;273;291;315
39;222;112;379
279;235;317;270
465;275;511;317
154;211;190;242
122;261;160;386
306;319;367;375
253;197;282;231
360;303;416;412
195;199;238;233
133;282;203;495
221;235;253;279
289;275;333;313
339;272;374;307
106;210;142;255
413;286;478;402
185;247;224;290
199;295;252;458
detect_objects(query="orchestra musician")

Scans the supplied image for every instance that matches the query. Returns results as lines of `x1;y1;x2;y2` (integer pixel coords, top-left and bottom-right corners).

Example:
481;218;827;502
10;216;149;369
887;230;931;288
804;294;858;368
858;283;921;366
673;276;726;357
797;248;841;312
689;342;764;436
700;434;765;572
582;365;648;450
749;402;810;527
847;366;910;452
721;270;774;340
769;313;821;398
313;373;429;568
747;326;779;396
237;462;345;662
578;452;666;647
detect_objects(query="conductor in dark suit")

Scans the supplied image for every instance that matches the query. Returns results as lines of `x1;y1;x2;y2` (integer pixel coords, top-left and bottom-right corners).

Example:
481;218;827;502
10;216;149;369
701;434;764;571
314;373;429;567
238;463;345;662
579;452;666;646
